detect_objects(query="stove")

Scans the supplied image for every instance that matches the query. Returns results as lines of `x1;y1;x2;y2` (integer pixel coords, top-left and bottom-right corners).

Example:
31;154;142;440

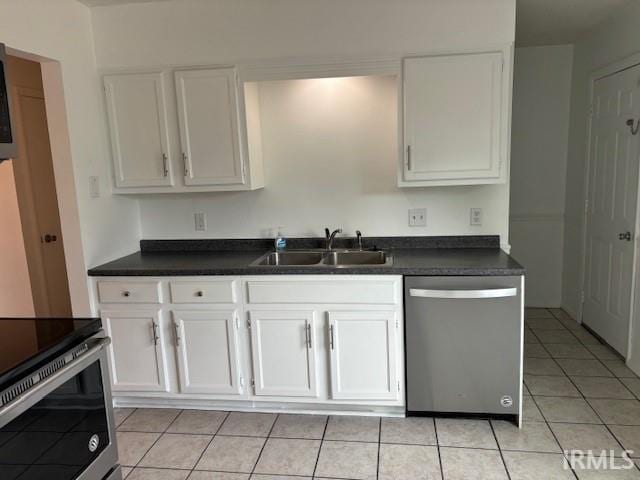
0;318;121;480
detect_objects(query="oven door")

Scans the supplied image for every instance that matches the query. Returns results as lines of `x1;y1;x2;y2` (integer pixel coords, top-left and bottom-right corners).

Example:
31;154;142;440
0;337;119;480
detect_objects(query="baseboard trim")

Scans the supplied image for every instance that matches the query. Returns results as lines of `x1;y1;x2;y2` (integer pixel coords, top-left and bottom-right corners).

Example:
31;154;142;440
112;396;405;417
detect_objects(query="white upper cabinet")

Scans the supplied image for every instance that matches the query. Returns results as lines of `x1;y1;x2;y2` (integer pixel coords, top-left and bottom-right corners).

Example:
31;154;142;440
175;68;245;186
401;49;509;187
103;67;264;194
104;72;173;188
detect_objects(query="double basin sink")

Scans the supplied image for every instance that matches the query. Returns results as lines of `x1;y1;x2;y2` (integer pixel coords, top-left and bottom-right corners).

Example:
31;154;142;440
251;249;393;268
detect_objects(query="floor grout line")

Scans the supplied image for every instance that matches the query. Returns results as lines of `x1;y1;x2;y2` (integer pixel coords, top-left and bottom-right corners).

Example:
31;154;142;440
249;413;278;477
433;417;444;480
187;410;229;477
312;415;330;478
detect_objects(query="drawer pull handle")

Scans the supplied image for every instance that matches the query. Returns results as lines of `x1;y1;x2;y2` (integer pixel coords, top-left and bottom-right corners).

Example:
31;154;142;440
409;288;517;299
196;291;204;297
122;291;130;297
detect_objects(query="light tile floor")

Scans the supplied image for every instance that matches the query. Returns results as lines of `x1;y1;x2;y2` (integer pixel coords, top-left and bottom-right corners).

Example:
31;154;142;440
115;308;640;479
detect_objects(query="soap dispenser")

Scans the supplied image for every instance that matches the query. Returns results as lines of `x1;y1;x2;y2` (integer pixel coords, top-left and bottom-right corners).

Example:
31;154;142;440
274;226;286;251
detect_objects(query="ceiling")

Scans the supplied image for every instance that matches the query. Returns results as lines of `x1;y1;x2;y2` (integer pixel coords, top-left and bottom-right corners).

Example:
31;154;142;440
78;0;637;47
516;0;637;46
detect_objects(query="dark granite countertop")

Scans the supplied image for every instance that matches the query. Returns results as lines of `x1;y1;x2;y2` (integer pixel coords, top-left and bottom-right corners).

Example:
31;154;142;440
88;236;525;277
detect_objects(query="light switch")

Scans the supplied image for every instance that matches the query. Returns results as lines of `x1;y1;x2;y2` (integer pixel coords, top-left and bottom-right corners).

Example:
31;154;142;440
194;212;207;231
408;208;427;227
470;208;483;226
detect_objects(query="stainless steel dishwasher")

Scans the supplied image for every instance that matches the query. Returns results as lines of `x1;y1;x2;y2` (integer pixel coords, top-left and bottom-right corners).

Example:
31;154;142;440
405;276;524;422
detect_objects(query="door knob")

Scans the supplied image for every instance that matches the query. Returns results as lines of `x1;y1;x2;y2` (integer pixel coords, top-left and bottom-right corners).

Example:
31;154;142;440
42;234;57;243
619;231;633;241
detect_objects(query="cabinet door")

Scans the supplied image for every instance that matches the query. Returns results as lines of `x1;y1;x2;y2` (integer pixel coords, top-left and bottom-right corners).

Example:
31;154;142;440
175;68;245;186
104;72;173;188
402;51;504;185
172;310;242;395
102;309;169;392
249;310;318;397
328;311;399;400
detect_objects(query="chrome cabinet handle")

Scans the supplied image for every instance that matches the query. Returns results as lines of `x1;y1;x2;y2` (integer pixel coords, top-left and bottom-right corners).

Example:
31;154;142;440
162;153;168;177
182;152;189;176
406;145;412;171
305;323;312;349
329;324;335;350
409;288;518;299
151;321;159;346
174;321;181;347
619;231;632;241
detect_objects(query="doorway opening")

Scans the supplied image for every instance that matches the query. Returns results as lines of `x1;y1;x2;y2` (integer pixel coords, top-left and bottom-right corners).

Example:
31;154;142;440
0;55;73;317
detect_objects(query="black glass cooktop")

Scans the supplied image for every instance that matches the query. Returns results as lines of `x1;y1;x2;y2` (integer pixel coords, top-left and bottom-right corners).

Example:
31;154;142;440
0;318;101;391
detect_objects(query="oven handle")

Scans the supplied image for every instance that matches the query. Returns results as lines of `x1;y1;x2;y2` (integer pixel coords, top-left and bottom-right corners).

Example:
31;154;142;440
0;336;111;420
409;287;518;299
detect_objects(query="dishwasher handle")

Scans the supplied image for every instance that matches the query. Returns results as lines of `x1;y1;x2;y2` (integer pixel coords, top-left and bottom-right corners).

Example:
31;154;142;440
409;287;518;299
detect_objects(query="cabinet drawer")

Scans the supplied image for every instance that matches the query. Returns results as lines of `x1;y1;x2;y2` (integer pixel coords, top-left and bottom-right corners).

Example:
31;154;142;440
246;280;398;305
170;280;237;304
98;281;162;304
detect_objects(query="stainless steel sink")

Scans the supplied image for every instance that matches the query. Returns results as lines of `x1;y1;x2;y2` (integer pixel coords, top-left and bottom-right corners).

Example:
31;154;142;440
322;250;391;266
252;251;325;266
251;249;393;267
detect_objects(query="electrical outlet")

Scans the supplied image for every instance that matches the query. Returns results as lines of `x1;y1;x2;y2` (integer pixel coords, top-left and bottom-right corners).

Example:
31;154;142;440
194;212;207;231
470;208;483;226
408;208;427;227
89;176;100;198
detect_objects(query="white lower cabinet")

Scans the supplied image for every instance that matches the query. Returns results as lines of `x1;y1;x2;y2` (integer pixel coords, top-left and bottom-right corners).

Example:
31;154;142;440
328;311;399;400
249;310;318;397
96;275;404;412
102;309;169;393
173;310;242;395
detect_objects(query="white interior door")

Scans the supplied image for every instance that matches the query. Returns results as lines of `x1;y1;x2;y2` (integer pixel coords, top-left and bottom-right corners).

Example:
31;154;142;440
173;310;242;395
102;309;169;392
328;311;398;400
175;68;245;186
249;310;318;397
403;51;504;184
104;72;173;187
583;64;640;356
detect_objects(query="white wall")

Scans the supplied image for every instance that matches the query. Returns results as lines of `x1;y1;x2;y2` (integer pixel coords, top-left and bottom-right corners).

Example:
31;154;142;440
91;0;515;69
91;0;516;245
509;45;573;307
562;2;640;319
0;0;141;313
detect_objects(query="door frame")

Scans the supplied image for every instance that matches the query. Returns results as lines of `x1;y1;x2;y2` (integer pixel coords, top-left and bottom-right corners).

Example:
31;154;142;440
6;47;91;315
581;52;640;365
